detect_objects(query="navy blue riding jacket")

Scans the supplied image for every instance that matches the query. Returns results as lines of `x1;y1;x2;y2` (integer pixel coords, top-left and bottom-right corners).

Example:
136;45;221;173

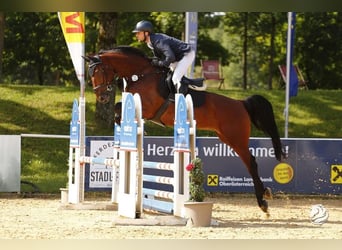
149;33;192;67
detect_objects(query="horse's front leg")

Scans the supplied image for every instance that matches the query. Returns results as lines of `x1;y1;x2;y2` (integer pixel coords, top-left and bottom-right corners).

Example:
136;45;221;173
114;102;122;125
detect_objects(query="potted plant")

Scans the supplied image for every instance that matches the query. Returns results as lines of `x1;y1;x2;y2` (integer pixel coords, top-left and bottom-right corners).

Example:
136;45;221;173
183;157;213;227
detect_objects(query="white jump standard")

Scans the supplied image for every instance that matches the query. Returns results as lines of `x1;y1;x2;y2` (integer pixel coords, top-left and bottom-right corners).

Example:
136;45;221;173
66;91;196;219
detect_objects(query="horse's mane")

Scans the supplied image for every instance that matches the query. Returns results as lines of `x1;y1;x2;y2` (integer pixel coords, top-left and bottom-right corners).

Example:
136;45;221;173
99;46;148;60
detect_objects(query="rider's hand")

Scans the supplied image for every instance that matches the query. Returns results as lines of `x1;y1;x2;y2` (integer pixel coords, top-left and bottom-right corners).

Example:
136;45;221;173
151;58;164;67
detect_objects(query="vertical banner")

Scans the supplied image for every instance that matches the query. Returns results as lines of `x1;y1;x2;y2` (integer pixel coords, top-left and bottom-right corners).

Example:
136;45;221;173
185;12;198;77
288;12;297;97
284;12;296;138
59;13;86;200
58;12;85;97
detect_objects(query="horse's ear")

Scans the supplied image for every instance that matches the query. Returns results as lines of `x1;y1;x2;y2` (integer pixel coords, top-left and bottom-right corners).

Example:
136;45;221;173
83;55;101;64
82;55;90;62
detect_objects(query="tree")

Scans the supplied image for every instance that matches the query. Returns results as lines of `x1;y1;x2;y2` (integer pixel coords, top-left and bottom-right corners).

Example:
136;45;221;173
196;13;230;66
150;12;229;66
2;12;342;91
224;12;250;89
296;12;342;89
267;13;276;90
3;12;75;85
0;12;4;81
116;12;151;49
196;33;229;65
94;13;119;128
242;13;248;90
224;12;289;90
248;13;286;90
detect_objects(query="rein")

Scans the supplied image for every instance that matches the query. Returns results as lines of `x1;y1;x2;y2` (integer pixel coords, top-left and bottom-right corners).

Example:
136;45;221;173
121;69;166;85
90;60;166;92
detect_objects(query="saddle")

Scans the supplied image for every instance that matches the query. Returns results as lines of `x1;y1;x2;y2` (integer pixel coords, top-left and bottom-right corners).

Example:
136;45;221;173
164;70;205;100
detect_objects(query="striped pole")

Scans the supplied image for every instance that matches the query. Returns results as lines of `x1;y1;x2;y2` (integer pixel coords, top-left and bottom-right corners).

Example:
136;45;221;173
79;156;120;167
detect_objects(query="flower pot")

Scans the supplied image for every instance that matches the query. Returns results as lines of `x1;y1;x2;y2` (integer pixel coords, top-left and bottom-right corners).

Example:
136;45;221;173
183;201;213;227
60;188;68;204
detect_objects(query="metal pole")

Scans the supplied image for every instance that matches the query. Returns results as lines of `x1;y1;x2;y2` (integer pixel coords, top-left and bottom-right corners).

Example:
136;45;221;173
78;19;86;202
284;12;293;138
185;12;197;78
21;134;69;139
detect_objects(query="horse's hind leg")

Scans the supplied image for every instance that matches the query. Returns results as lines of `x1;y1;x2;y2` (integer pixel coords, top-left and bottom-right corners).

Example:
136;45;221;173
222;139;272;214
216;103;272;214
249;154;272;214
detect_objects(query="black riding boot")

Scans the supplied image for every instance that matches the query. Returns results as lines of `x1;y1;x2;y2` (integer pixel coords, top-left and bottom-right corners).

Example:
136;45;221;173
178;84;187;96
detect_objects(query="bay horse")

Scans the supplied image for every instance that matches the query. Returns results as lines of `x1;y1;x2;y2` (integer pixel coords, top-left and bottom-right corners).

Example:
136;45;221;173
85;45;286;214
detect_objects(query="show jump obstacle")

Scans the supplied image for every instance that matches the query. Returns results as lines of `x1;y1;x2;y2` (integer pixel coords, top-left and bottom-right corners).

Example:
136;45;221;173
67;92;196;219
142;93;196;216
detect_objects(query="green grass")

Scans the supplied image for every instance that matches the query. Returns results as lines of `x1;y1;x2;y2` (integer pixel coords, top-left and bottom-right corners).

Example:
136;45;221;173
0;84;341;193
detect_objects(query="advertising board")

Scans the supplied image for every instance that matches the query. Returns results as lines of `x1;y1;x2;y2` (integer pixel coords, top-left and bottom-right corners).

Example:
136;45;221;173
85;136;342;195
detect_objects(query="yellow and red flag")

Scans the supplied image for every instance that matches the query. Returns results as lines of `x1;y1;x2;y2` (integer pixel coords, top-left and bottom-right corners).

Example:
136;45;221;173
58;12;85;90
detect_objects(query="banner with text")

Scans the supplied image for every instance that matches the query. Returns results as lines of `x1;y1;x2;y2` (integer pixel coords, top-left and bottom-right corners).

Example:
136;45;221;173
58;12;85;84
84;137;342;194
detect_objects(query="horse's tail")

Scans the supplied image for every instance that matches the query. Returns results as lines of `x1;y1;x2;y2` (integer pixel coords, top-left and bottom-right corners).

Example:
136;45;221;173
243;95;285;161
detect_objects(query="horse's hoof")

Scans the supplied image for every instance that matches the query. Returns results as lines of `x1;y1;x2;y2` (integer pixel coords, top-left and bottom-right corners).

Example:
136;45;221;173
263;187;273;200
260;200;269;213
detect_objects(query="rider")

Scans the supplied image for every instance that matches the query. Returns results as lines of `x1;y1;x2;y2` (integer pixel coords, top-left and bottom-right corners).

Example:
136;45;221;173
132;20;195;95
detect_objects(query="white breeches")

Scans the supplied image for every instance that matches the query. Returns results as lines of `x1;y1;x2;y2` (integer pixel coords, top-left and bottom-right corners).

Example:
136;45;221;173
169;50;195;90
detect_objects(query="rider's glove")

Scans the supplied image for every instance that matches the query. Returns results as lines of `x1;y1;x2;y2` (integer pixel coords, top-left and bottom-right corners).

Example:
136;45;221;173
151;59;164;67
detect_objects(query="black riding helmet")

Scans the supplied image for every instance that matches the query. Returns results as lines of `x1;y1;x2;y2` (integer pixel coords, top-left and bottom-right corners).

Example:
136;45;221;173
132;20;153;33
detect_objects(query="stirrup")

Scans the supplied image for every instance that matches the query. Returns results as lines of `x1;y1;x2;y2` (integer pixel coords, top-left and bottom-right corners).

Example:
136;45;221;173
168;94;175;102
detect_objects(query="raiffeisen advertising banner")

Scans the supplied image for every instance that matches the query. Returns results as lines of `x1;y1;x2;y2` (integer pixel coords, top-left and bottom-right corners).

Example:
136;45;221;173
85;137;342;195
196;137;285;192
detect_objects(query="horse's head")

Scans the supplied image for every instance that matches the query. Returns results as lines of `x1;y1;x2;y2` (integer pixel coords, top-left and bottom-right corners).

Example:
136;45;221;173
84;54;117;104
85;46;171;120
85;46;159;104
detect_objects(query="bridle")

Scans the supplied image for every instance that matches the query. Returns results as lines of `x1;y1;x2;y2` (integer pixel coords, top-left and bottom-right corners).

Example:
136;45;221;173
88;60;116;94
